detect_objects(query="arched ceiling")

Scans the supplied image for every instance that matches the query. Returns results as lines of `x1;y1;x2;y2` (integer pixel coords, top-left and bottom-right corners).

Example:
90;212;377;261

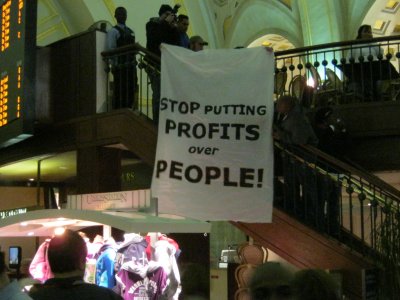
36;0;400;48
222;0;299;48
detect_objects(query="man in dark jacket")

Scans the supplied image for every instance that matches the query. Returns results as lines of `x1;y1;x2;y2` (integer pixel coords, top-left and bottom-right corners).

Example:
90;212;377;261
106;7;136;110
146;4;180;124
30;230;122;300
274;95;318;146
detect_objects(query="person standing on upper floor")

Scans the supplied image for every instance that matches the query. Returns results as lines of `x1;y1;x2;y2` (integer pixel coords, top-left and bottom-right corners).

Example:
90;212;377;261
189;35;208;52
146;4;181;125
273;95;318;146
106;7;137;110
345;24;387;101
176;15;190;48
347;24;384;61
0;251;33;300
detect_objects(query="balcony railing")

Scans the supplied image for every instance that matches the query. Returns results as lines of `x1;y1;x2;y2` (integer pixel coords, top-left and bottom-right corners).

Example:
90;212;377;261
101;43;160;121
102;36;400;122
274;35;400;107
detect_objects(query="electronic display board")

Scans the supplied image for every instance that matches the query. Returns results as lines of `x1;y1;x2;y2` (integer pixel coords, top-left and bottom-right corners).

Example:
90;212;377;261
0;0;37;147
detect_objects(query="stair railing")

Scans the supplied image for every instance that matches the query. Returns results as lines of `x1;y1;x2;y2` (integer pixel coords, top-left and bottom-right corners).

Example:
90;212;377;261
274;141;400;297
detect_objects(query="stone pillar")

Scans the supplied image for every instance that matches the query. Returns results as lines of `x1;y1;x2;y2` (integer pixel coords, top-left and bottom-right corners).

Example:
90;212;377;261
77;146;121;194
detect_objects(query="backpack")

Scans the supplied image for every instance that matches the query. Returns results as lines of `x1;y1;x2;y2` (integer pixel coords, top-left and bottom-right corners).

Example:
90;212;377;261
114;25;135;47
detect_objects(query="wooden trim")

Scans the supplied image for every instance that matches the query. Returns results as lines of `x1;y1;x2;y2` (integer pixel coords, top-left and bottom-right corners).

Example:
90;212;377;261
232;208;374;299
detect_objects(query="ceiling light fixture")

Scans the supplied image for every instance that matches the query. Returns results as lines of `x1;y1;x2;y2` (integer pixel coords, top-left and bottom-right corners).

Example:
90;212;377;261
54;227;65;235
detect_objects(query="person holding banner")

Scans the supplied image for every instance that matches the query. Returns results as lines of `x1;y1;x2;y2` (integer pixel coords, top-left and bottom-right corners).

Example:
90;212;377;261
146;4;181;124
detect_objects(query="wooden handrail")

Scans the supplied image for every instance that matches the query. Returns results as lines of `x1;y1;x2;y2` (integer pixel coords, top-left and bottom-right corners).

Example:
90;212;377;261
101;42;161;63
299;144;400;201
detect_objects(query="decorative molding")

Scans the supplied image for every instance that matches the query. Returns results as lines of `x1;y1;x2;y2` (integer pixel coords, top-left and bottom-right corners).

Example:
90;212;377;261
37;0;58;25
37;0;70;44
382;0;400;13
372;19;391;35
36;21;69;42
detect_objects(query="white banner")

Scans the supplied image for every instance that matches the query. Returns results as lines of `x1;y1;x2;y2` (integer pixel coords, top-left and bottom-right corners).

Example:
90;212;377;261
151;44;275;222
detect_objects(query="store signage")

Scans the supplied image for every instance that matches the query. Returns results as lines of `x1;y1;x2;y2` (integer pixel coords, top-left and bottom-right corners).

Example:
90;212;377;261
67;190;151;211
151;45;274;222
0;207;28;219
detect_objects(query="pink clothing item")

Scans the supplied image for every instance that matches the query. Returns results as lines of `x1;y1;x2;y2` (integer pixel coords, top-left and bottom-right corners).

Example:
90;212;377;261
29;240;53;282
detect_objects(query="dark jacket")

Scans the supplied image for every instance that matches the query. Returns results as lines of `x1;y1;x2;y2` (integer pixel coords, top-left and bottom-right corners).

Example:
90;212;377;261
30;276;122;300
146;17;180;60
275;105;318;146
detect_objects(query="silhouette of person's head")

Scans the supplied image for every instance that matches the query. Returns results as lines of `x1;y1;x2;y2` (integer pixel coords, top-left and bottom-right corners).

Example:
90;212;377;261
114;7;127;25
356;24;373;40
276;95;297;114
292;269;340;300
189;36;208;52
177;15;189;33
249;262;294;300
47;229;87;276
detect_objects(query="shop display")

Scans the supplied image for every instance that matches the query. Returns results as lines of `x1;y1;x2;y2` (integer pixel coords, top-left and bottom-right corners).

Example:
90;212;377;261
28;230;182;300
113;233;181;300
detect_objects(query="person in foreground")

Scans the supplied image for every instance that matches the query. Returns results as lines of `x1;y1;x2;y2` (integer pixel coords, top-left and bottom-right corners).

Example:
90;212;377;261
0;251;32;300
291;269;340;300
29;229;122;300
249;262;294;300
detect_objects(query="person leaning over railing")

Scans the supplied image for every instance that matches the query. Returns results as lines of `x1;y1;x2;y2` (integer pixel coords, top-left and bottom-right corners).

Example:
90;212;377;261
273;95;318;146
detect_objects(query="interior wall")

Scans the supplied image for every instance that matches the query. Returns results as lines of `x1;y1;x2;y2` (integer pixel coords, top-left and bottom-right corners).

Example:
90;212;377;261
0;187;43;210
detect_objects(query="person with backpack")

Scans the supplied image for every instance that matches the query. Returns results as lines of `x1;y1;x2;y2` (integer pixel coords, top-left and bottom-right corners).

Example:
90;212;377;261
106;7;137;110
